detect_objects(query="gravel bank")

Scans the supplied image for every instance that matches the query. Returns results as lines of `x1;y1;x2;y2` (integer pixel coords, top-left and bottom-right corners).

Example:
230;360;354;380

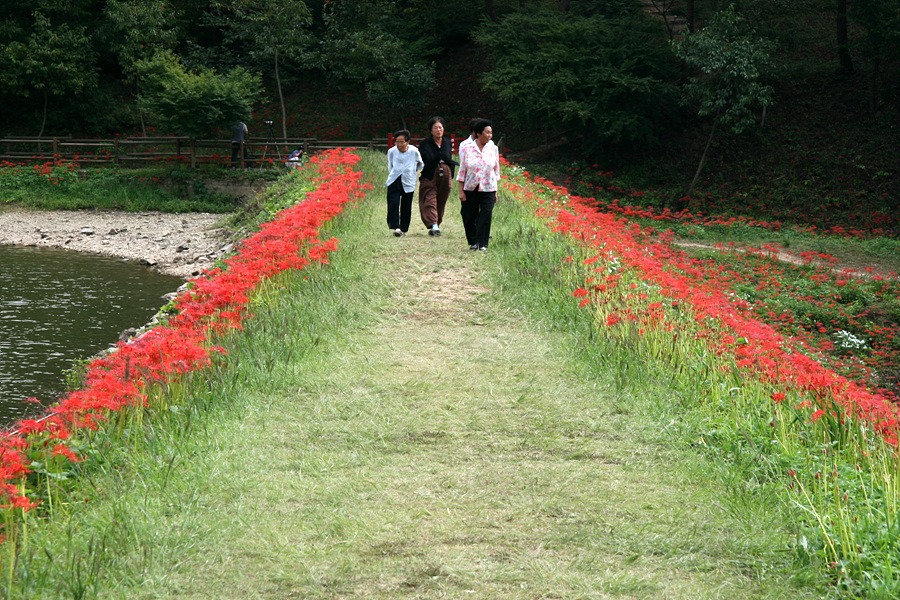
0;207;233;279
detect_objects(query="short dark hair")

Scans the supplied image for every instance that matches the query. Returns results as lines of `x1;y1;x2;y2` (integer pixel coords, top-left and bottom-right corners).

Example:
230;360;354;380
473;119;492;135
468;118;484;133
426;116;446;133
394;129;411;142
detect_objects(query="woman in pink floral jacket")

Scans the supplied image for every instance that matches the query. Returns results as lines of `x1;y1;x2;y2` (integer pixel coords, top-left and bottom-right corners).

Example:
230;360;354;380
456;119;500;251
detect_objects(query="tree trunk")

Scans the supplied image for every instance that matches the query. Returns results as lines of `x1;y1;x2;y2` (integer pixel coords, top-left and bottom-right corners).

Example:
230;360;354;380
485;0;497;23
559;0;570;12
135;81;147;136
836;0;854;74
275;46;288;141
38;91;48;138
356;103;368;139
870;58;881;113
686;117;717;198
686;0;695;33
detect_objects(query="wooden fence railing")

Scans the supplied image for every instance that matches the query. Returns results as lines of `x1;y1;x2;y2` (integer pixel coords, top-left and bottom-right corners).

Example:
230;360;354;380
0;136;390;168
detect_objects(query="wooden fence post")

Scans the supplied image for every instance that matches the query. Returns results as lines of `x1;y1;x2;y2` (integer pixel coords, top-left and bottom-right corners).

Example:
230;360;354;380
114;139;120;165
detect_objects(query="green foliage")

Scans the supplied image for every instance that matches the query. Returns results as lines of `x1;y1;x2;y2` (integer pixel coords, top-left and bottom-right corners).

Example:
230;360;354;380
672;4;776;135
222;0;312;63
0;11;98;133
319;1;435;120
208;0;314;137
329;32;434;110
136;51;263;140
851;0;900;59
475;5;677;149
850;0;900;107
104;0;181;81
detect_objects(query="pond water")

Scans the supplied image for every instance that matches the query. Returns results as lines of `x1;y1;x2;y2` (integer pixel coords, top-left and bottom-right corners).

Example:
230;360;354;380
0;245;182;425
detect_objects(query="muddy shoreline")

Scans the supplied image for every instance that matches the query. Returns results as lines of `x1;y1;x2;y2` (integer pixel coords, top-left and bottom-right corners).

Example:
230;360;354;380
0;207;234;279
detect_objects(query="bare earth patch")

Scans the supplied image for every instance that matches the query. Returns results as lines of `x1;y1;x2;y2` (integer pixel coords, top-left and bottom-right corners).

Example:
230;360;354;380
404;266;490;322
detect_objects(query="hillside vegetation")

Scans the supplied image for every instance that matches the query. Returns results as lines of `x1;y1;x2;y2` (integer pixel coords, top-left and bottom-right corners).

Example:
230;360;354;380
2;1;897;238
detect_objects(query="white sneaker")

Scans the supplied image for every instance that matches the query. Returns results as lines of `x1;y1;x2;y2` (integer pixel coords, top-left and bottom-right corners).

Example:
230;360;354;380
393;229;402;237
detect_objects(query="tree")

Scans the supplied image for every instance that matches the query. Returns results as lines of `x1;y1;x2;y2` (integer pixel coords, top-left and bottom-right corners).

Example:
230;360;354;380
672;4;775;197
136;51;263;167
105;0;182;134
320;1;435;134
476;5;676;152
486;0;498;21
213;0;313;140
0;11;97;136
836;0;854;75
851;0;900;111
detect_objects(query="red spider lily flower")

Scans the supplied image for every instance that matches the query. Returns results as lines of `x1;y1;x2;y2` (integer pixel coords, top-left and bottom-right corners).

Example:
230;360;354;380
0;149;367;515
503;157;900;445
51;444;82;463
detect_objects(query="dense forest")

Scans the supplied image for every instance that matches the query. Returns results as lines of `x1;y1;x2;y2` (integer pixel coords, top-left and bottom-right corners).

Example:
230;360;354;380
1;0;898;229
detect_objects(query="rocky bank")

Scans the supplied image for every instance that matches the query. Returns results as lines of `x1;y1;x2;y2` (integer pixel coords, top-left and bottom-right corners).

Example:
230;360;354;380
0;207;234;279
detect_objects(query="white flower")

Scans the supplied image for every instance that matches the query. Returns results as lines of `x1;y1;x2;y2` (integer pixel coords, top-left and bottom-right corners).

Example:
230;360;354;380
833;329;866;350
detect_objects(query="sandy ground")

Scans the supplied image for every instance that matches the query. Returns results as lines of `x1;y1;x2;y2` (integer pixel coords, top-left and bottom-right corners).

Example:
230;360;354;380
0;207;233;279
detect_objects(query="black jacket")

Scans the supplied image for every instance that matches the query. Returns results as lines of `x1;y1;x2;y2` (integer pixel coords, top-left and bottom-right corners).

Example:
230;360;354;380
418;137;457;181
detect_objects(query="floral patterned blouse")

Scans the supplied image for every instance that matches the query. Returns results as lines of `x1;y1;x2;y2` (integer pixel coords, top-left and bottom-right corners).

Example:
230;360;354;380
457;140;500;193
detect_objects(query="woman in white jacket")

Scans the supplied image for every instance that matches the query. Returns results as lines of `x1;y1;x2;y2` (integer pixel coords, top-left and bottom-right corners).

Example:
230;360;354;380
385;130;424;236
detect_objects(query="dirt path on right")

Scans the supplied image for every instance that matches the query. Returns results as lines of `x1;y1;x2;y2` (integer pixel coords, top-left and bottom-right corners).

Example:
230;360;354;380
673;239;898;280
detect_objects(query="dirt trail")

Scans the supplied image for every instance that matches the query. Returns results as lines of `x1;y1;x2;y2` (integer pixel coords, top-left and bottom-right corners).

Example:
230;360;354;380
673;239;897;280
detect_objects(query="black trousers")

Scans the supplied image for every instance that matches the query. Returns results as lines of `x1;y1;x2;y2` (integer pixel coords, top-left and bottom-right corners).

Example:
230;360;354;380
231;142;248;167
461;188;496;248
386;177;413;232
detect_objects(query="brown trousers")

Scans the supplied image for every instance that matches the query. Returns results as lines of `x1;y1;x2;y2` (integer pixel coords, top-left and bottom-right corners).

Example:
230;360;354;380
418;164;451;228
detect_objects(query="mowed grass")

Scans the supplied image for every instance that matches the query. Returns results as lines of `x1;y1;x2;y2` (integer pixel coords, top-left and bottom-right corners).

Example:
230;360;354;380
10;151;829;599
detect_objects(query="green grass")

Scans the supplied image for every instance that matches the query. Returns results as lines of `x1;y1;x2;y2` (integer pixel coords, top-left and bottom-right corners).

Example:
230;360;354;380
0;161;287;214
4;151;830;599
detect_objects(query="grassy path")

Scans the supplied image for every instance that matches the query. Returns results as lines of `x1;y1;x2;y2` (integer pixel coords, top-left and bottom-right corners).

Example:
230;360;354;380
18;153;826;599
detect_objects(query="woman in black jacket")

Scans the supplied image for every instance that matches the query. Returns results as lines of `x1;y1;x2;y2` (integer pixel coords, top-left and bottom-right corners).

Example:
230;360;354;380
417;116;457;236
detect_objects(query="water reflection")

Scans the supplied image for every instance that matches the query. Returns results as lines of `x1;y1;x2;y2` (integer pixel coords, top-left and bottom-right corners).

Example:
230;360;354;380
0;246;181;424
